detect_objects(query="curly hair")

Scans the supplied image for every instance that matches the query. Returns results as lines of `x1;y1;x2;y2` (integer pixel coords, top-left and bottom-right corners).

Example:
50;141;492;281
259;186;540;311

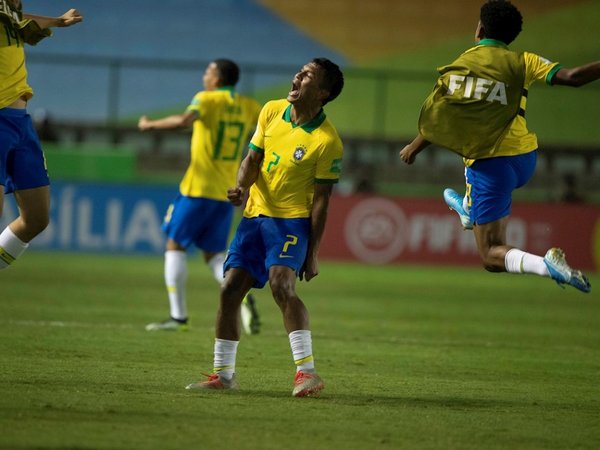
311;58;344;105
480;0;523;45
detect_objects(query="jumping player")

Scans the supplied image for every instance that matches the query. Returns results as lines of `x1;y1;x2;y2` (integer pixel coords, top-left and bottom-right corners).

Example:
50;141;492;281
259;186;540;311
400;0;598;293
0;1;82;270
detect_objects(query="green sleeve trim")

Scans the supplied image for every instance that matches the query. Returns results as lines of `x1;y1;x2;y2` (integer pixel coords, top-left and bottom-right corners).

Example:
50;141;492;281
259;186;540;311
315;178;339;184
248;143;264;153
19;19;52;45
547;64;562;86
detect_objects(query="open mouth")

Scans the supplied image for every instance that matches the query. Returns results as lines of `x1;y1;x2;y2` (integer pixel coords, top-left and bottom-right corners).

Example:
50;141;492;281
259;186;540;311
288;81;300;98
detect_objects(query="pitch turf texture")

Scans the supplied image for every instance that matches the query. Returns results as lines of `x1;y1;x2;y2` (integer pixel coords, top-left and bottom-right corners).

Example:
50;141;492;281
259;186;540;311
1;252;598;449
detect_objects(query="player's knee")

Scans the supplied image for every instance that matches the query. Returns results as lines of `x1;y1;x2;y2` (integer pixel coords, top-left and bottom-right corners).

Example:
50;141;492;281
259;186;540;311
220;282;240;303
479;245;508;273
16;215;49;241
481;257;503;273
269;279;295;305
28;215;50;236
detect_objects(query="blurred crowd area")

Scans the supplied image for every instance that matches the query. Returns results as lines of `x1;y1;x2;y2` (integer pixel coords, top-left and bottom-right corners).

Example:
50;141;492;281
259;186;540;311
24;0;600;202
33;110;599;205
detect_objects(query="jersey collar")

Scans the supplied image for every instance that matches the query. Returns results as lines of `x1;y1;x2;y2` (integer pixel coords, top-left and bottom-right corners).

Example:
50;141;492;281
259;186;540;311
477;38;509;49
283;104;326;133
217;86;236;98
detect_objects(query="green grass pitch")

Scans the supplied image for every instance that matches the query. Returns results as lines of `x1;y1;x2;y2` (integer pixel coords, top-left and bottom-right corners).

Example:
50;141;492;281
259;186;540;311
1;252;599;449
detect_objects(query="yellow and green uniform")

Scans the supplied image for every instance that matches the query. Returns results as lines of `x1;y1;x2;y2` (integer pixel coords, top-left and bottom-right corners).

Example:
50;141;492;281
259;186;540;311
179;87;261;200
0;1;32;108
0;2;51;195
419;39;561;164
245;99;343;218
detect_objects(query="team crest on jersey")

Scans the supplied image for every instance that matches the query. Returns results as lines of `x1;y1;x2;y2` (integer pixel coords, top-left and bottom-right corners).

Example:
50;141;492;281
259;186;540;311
293;146;307;161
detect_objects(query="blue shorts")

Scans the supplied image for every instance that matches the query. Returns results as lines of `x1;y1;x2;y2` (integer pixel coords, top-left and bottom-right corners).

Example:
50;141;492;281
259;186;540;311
162;194;233;252
224;216;310;288
465;150;537;225
0;108;49;194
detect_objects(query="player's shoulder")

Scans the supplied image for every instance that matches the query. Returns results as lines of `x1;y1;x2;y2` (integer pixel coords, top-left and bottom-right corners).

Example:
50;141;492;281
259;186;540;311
522;50;550;63
258;99;288;121
317;116;343;148
193;90;216;104
321;113;341;136
263;98;289;112
237;94;262;109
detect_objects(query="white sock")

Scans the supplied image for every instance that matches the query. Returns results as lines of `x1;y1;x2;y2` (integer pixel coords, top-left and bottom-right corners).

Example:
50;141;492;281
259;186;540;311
289;330;315;373
0;226;29;270
462;196;470;214
505;248;550;277
207;252;227;283
213;338;239;380
164;250;188;320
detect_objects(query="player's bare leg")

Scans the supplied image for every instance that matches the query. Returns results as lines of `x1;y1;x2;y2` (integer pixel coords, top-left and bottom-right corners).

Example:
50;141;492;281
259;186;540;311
473;217;590;292
472;217;512;272
216;268;254;341
11;186;50;242
0;186;49;269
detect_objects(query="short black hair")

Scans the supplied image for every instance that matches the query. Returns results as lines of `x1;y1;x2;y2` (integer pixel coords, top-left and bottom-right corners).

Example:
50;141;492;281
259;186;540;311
312;58;344;105
213;59;240;86
480;0;523;45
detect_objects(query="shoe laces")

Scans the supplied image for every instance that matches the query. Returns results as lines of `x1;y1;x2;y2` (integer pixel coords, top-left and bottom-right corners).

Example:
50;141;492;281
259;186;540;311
200;372;219;381
294;371;314;383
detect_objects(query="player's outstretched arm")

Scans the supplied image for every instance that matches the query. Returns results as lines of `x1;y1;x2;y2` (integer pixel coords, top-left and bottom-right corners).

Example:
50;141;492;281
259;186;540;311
399;133;431;165
138;111;197;131
23;9;83;29
552;61;600;87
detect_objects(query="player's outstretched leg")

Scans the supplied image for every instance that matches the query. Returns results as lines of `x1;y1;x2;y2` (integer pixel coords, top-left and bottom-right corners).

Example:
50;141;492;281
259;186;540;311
443;188;473;230
544;248;591;293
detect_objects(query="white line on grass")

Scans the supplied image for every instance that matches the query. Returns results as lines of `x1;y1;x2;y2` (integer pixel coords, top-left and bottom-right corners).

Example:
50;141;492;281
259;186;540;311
3;319;134;329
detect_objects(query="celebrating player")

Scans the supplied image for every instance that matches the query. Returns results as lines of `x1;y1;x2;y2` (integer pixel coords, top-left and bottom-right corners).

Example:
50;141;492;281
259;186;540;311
139;59;263;334
400;0;598;293
0;1;82;270
186;58;344;397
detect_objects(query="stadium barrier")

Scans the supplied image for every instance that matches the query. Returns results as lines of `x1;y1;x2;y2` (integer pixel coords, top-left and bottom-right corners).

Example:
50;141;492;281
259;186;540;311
37;122;600;193
2;183;598;272
322;194;600;272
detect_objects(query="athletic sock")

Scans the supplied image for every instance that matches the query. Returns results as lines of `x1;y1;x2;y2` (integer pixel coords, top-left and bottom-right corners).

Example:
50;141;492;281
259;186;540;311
0;226;28;270
505;248;550;277
164;250;188;320
207;252;227;283
289;330;315;373
213;338;239;380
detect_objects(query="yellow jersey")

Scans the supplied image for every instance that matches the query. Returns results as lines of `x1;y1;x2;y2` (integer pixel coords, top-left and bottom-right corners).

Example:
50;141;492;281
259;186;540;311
0;4;33;108
179;87;261;200
245;99;343;219
419;39;561;163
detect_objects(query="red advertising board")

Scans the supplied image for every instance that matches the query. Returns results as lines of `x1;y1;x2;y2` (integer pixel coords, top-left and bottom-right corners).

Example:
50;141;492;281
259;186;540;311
321;194;600;272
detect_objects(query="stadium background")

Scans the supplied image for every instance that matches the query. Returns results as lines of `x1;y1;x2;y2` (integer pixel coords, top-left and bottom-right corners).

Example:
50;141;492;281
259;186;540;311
2;3;600;449
4;0;600;270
